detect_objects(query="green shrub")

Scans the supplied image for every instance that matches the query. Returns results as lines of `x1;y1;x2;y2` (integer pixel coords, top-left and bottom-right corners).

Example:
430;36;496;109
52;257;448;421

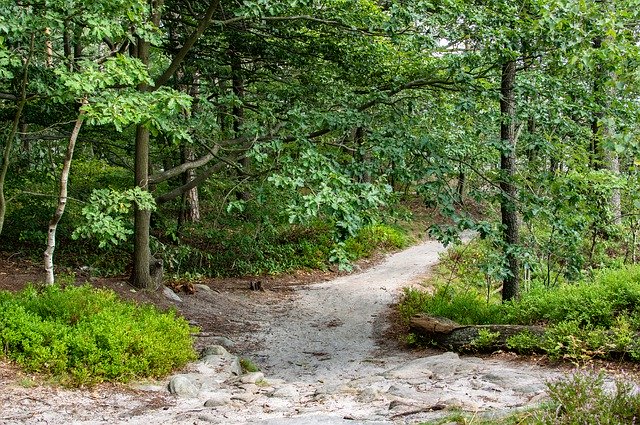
534;373;640;424
343;224;410;259
0;285;197;385
401;264;640;362
399;286;504;326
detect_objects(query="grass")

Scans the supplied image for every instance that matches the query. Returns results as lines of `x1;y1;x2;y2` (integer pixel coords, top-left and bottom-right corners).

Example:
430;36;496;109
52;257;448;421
399;240;640;362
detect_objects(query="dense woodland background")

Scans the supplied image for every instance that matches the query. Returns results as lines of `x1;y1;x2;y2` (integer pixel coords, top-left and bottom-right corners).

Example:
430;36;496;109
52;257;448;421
1;0;639;300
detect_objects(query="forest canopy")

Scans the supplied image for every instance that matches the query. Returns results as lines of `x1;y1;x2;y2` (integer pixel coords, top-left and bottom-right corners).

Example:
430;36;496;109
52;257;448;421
0;0;639;299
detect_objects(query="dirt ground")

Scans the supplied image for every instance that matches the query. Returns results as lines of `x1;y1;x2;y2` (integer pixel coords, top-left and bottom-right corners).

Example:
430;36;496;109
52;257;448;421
0;242;638;425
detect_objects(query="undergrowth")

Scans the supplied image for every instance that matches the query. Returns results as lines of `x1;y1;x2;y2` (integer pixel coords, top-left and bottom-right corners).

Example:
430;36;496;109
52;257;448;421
399;240;640;362
156;222;410;277
0;284;197;386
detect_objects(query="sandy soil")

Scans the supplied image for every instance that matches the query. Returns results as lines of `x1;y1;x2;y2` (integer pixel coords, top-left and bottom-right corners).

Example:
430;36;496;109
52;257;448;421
0;238;567;424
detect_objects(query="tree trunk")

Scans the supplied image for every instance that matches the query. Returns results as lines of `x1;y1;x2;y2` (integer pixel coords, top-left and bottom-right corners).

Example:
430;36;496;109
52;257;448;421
608;151;621;225
132;125;155;289
0;34;33;236
409;314;545;352
591;32;622;225
231;49;250;201
44;99;87;284
499;60;520;302
180;146;201;224
131;0;163;290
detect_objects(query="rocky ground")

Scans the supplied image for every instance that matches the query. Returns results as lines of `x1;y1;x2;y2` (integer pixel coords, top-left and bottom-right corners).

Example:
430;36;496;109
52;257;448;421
0;238;568;424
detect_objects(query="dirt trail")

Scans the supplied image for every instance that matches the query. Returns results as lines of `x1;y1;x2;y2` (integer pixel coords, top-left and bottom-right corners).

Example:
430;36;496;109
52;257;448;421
0;237;562;425
251;239;447;383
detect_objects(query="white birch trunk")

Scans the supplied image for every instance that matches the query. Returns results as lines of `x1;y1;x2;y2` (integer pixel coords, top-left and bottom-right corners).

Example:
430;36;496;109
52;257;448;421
44;99;87;285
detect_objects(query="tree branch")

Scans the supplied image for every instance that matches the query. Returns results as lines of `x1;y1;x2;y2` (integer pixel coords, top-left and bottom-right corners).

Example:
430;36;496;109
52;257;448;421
148;145;219;184
153;1;219;89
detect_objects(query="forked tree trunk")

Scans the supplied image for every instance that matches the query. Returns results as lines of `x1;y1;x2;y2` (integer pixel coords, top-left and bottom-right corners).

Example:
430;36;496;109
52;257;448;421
44;99;87;284
499;60;520;302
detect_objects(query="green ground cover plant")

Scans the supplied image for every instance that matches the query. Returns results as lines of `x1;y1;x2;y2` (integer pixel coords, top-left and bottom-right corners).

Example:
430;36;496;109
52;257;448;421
0;284;197;386
400;241;640;362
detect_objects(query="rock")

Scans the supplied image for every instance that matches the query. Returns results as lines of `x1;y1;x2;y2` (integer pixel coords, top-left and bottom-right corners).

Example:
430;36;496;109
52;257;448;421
207;336;236;348
204;394;232;407
162;286;183;302
168;375;199;397
230;356;243;376
480;371;547;394
199;354;225;367
271;385;300;399
231;393;256;403
201;345;229;357
357;386;382;402
194;283;213;292
240;372;264;384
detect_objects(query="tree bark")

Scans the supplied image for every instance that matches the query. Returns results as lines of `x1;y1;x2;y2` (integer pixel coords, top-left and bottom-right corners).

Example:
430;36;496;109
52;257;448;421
0;34;33;236
131;0;163;290
231;48;251;201
180;147;201;224
410;314;545;352
44;99;87;284
499;60;520;302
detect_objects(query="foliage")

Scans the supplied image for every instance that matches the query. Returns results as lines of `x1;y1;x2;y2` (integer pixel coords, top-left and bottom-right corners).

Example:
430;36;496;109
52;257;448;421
399;287;504;326
239;358;260;373
0;285;197;386
400;251;640;362
534;373;640;425
343;224;411;260
72;187;156;248
154;218;410;278
2;0;640;292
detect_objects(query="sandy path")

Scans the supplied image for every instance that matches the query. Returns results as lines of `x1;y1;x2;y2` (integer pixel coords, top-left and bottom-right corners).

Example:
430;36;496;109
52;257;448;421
0;238;561;425
252;240;446;383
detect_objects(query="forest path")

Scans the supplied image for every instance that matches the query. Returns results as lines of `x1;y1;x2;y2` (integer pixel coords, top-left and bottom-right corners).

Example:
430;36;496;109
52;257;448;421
0;236;562;425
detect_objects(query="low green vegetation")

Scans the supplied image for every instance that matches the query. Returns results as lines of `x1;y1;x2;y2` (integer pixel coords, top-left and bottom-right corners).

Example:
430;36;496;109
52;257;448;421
0;284;197;386
400;240;640;362
427;373;640;425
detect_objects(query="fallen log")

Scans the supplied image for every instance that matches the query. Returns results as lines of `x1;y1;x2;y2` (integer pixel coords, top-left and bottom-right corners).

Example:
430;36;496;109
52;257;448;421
409;314;545;352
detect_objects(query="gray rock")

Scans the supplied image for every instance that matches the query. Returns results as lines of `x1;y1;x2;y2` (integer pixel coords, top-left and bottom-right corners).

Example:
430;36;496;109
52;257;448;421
385;352;483;380
204;394;232;407
480;371;547;394
240;372;265;384
162;286;183;302
194;283;213;292
271;385;300;399
230;356;243;376
168;375;199;397
199;354;226;367
231;393;256;403
201;345;229;357
207;336;236;348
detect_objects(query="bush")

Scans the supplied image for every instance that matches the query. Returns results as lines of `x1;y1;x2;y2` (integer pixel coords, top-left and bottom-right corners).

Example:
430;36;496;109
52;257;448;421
399;286;504;325
0;285;197;386
343;224;410;260
534;373;640;424
401;264;640;362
